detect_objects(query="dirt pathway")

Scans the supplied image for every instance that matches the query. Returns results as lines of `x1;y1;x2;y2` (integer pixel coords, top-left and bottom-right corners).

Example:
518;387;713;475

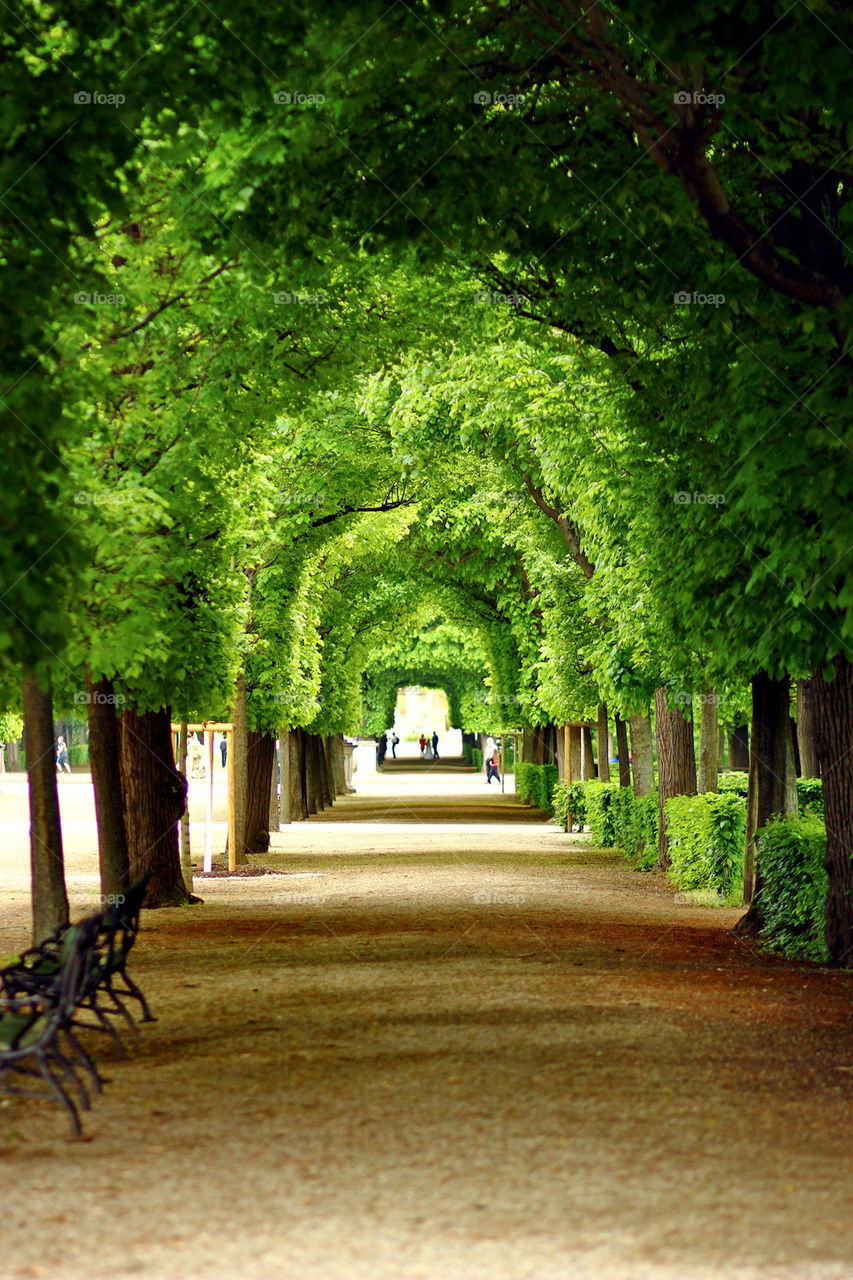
0;766;850;1280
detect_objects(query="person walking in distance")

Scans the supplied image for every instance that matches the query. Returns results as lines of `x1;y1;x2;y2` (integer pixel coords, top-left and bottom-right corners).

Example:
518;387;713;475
56;736;71;775
485;750;500;785
432;731;440;760
419;734;427;758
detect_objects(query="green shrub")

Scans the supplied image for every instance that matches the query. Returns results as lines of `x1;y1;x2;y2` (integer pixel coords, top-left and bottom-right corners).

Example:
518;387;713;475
516;762;558;810
796;777;824;815
756;815;829;963
552;779;588;828
68;744;89;767
470;747;484;772
581;781;619;847
718;771;749;796
664;792;746;899
552;779;659;866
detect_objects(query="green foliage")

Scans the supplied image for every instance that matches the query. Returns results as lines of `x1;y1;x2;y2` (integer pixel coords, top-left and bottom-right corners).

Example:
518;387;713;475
552;780;588;829
756;816;829;963
664;793;746;899
469;747;484;772
718;771;750;797
580;782;619;849
68;745;89;767
515;763;558;811
796;778;824;816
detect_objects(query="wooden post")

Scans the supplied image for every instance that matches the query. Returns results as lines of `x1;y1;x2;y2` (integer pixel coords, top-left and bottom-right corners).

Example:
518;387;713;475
269;737;281;833
178;723;193;893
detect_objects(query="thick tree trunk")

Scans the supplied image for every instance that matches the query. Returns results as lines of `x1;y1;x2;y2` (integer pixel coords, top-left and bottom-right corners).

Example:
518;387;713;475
741;673;798;918
244;730;276;854
811;656;853;967
118;706;194;907
321;737;335;808
629;713;654;796
269;739;281;833
22;671;68;942
729;724;750;771
655;688;697;868
698;692;720;794
288;728;309;820
86;673;130;900
230;676;250;866
330;734;347;796
796;678;821;778
280;731;292;824
177;724;193;894
6;740;20;770
305;734;322;814
596;704;611;782
614;714;630;787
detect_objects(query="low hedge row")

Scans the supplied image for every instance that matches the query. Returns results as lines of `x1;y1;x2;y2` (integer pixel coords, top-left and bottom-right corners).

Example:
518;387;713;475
719;771;824;815
663;792;746;900
756;815;829;963
515;762;558;810
552;780;658;868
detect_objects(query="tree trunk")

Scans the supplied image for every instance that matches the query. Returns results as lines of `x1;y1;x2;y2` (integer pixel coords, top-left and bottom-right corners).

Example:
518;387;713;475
729;724;749;770
230;676;250;865
305;734;321;814
177;724;193;894
811;656;853;967
596;704;611;782
796;678;821;778
629;713;654;796
22;670;68;942
698;691;720;793
655;688;697;868
280;731;292;824
330;734;347;796
269;738;281;833
614;714;630;787
118;706;195;907
741;673;798;917
86;672;130;900
244;730;276;853
288;728;309;819
581;725;596;778
321;737;335;808
6;739;20;770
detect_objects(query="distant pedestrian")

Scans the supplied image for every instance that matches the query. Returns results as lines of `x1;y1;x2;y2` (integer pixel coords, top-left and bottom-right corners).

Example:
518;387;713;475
219;735;228;768
432;731;439;759
485;751;500;785
56;736;71;775
419;734;427;758
391;733;400;759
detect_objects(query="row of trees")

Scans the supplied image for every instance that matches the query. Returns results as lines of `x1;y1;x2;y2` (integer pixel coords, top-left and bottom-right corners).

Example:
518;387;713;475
3;1;851;963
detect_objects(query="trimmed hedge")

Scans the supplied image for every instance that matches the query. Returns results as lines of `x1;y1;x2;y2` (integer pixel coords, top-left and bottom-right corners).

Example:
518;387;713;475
68;744;89;767
718;770;824;815
664;792;746;899
515;762;558;810
470;747;484;772
554;780;659;868
756;815;829;963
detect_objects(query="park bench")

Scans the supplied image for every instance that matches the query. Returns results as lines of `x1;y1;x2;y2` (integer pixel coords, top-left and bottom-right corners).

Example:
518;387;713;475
0;877;155;1134
0;913;105;1136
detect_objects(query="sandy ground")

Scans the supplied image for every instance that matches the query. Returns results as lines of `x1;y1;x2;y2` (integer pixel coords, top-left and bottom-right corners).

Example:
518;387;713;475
0;762;850;1280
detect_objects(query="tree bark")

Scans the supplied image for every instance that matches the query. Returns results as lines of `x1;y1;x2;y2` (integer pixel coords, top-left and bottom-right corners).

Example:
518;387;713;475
177;724;193;894
269;738;281;833
244;730;276;854
321;737;335;808
614;713;630;787
22;670;68;942
305;733;322;814
729;724;750;770
118;706;195;907
629;713;654;796
741;673;798;917
655;688;697;867
596;704;611;782
280;730;292;823
796;678;821;778
698;692;720;794
86;673;130;900
288;728;309;819
230;676;250;865
330;734;347;796
811;656;853;967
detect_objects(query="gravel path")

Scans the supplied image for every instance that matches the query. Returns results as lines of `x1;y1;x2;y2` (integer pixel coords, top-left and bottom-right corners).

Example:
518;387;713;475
0;764;850;1280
